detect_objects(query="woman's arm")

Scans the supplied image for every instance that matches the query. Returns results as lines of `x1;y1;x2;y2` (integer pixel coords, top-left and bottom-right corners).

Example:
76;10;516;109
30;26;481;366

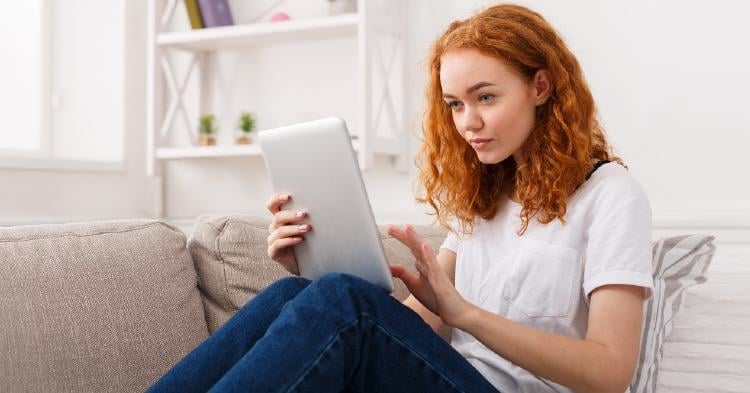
400;249;457;332
388;225;643;392
457;284;644;393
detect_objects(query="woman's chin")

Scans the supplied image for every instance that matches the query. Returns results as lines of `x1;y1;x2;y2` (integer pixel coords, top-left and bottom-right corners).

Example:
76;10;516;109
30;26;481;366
476;151;509;165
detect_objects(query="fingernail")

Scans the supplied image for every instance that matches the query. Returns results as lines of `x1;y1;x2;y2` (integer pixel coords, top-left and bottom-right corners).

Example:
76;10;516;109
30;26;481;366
295;210;305;217
281;194;289;201
299;224;309;232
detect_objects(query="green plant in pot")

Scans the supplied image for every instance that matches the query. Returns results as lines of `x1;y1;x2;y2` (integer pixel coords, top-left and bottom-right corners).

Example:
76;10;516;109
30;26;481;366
236;111;256;145
198;114;217;146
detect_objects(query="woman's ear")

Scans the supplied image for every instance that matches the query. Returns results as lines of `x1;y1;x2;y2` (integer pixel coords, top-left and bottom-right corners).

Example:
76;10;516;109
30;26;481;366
533;69;552;106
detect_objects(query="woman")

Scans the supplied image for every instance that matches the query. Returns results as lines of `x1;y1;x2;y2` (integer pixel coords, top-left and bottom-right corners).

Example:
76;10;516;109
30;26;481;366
149;4;653;392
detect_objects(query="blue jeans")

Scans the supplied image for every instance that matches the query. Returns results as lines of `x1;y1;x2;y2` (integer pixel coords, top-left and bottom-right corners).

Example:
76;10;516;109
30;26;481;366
148;273;499;393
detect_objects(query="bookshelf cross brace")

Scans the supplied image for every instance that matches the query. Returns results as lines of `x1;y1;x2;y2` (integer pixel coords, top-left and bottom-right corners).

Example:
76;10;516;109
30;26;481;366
159;54;198;140
160;0;178;29
372;32;402;139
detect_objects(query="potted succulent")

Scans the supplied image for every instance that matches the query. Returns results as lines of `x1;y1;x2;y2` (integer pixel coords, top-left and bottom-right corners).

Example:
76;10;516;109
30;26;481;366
236;111;256;144
198;114;217;146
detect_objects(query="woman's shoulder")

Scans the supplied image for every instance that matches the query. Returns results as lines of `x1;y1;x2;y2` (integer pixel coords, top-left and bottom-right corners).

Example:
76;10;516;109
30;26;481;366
580;162;649;207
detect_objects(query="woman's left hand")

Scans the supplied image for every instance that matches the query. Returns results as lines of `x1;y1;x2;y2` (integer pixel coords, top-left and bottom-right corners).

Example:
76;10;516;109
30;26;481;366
387;224;476;328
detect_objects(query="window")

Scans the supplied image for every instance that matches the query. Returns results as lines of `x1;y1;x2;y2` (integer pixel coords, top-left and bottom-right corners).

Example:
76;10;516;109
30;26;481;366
0;0;46;155
0;0;125;169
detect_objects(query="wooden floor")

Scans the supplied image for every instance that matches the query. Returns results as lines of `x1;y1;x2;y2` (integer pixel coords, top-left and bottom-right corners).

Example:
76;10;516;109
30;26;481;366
656;243;750;393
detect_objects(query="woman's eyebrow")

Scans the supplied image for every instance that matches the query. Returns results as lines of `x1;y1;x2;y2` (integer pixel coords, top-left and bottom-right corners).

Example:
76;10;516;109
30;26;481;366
442;82;496;98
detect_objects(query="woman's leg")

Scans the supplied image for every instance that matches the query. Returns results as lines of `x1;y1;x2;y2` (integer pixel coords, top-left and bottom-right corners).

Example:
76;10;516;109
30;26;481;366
147;276;312;393
209;273;499;393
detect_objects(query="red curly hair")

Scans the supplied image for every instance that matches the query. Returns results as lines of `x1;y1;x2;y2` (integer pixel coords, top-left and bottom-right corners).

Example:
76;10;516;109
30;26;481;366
416;4;623;235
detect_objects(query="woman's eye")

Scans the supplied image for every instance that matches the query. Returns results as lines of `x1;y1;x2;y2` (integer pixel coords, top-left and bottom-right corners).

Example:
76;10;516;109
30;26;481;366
478;93;495;102
447;101;463;109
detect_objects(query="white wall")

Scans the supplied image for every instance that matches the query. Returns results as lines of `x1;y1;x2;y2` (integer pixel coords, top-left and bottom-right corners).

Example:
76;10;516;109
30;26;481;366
2;1;747;242
165;0;750;236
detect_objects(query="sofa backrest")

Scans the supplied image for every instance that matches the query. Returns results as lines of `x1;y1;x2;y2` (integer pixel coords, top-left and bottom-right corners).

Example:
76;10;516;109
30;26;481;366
189;214;448;334
0;220;208;393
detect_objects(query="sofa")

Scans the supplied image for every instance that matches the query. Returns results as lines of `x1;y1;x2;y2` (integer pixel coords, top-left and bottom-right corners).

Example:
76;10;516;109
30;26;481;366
0;214;715;392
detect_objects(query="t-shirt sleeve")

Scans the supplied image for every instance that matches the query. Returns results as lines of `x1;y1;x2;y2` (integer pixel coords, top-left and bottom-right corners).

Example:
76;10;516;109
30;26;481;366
583;192;654;302
439;224;460;253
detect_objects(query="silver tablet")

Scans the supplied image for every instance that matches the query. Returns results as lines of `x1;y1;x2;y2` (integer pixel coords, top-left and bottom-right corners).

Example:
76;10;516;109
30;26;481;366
258;117;395;293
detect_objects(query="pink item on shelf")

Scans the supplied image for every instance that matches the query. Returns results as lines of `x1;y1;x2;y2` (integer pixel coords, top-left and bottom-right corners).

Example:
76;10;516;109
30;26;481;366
270;12;291;22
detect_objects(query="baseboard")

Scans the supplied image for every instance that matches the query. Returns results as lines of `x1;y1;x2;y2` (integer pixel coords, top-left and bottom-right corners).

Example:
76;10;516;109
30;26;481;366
652;209;750;229
651;209;750;245
652;227;749;245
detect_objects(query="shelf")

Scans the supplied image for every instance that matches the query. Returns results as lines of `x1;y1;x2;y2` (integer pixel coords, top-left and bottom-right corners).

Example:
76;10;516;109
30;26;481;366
155;140;361;160
157;13;359;52
156;145;262;159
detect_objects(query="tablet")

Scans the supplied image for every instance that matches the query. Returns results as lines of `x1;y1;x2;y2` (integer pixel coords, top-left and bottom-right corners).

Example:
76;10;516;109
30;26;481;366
258;117;395;293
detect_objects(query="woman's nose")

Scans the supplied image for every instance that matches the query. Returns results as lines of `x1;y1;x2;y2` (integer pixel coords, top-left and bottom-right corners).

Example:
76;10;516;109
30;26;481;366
461;105;484;133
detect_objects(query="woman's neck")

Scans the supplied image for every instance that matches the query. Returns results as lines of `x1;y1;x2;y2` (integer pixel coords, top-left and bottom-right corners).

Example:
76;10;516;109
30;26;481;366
506;188;521;205
505;186;521;203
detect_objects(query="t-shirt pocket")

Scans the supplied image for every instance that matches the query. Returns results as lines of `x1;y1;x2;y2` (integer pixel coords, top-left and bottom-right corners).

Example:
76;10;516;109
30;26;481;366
502;240;580;318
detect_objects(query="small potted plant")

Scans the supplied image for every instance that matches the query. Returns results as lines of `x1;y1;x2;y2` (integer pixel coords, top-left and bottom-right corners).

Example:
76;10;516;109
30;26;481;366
236;111;256;144
198;114;217;146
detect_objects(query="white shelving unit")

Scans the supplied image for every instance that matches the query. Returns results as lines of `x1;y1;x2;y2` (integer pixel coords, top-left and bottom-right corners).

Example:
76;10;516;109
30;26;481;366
146;0;408;217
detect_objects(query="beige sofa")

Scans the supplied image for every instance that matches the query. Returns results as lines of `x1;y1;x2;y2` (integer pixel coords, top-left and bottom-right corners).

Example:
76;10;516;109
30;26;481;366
0;214;714;392
0;215;446;392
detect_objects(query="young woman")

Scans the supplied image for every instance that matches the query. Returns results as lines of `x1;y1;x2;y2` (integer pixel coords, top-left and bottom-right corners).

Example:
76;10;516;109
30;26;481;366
149;4;653;393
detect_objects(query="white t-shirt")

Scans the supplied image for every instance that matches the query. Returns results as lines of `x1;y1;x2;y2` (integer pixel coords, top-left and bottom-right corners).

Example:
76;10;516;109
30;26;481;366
440;162;654;393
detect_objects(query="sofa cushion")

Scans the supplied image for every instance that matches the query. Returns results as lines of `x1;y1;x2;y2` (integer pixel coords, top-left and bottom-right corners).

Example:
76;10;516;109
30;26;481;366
630;234;715;393
189;214;448;334
0;220;208;393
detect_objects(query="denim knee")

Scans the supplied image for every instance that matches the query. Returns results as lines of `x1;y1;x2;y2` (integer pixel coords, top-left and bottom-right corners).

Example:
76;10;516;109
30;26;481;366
314;272;370;288
266;275;311;294
312;272;388;300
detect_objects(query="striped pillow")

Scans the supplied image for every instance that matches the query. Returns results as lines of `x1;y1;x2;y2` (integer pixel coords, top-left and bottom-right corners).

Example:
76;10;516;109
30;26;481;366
630;235;716;393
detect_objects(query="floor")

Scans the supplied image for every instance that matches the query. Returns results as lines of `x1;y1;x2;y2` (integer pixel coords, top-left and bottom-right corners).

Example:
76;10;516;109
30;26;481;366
656;243;750;393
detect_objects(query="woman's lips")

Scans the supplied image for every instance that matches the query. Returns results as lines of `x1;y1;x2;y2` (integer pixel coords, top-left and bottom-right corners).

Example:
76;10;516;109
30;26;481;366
470;138;493;149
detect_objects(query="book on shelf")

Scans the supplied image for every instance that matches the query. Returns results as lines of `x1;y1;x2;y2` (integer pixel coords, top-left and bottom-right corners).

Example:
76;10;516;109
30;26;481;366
197;0;234;28
184;0;204;29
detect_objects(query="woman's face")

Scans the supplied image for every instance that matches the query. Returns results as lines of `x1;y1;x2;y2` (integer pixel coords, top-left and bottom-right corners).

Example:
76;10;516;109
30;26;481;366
440;48;550;165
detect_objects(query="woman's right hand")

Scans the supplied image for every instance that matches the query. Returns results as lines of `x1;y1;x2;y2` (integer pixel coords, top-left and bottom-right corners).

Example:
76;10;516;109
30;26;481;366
266;193;311;276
